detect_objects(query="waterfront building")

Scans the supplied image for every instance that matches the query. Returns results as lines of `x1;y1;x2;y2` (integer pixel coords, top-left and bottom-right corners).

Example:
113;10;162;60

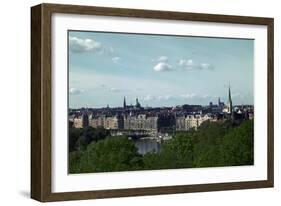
124;114;158;131
175;116;186;131
176;114;217;131
70;89;253;131
89;114;124;130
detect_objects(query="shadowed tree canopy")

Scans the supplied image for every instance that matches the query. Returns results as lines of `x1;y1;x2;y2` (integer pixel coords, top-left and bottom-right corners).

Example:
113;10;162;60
69;136;142;173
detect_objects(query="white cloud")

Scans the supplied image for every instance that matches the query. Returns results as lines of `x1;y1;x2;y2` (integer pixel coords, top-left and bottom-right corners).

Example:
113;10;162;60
180;93;197;99
144;94;213;102
178;59;214;71
143;94;175;102
143;94;156;101
200;63;214;70
203;94;211;99
153;62;173;72
109;87;121;92
109;47;114;53
112;57;121;63
179;59;192;67
69;36;102;53
151;56;168;63
69;88;84;95
153;56;174;72
152;57;213;72
158;95;173;101
157;56;168;62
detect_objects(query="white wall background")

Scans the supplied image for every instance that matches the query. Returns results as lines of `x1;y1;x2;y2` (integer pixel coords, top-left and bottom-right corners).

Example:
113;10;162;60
0;0;280;205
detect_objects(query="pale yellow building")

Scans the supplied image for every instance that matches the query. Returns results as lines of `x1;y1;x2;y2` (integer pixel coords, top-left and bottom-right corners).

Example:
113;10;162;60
89;115;123;130
124;114;158;131
176;114;216;131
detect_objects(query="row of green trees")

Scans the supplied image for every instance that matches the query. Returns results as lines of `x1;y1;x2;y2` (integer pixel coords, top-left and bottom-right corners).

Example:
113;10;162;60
69;120;254;173
69;126;110;152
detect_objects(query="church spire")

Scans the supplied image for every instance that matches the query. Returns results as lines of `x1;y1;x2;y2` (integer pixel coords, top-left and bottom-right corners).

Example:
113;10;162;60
228;84;232;104
123;96;126;108
227;83;233;114
135;97;141;108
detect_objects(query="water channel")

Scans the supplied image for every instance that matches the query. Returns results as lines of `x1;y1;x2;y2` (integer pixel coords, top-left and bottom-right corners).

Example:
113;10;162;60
133;138;161;155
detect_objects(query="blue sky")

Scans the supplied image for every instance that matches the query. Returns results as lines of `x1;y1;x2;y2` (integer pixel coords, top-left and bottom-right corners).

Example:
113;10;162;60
68;30;254;109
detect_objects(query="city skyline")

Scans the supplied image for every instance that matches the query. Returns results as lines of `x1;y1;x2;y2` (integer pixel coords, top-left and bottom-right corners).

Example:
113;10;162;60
69;31;254;109
69;91;248;110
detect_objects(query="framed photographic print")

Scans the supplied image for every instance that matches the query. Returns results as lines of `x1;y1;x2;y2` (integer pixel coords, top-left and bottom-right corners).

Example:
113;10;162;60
31;3;274;202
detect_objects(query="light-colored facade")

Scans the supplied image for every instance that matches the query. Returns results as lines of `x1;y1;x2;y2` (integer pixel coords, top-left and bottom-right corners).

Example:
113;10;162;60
176;114;216;131
124;114;158;131
71;113;89;128
175;116;186;131
72;113;159;131
89;115;123;130
72;117;83;128
248;113;254;120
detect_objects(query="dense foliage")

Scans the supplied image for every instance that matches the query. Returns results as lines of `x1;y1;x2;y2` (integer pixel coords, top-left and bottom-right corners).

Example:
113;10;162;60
69;126;110;152
69;136;143;173
69;120;254;173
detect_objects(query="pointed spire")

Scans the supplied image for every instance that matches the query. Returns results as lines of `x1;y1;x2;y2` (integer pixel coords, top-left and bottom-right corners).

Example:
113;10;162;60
227;82;233;115
123;96;126;108
135;97;141;108
228;83;232;103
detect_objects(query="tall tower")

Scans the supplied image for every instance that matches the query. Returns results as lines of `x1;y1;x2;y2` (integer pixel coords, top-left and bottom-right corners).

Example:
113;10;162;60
227;84;233;114
123;96;126;108
218;97;221;106
135;98;141;108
